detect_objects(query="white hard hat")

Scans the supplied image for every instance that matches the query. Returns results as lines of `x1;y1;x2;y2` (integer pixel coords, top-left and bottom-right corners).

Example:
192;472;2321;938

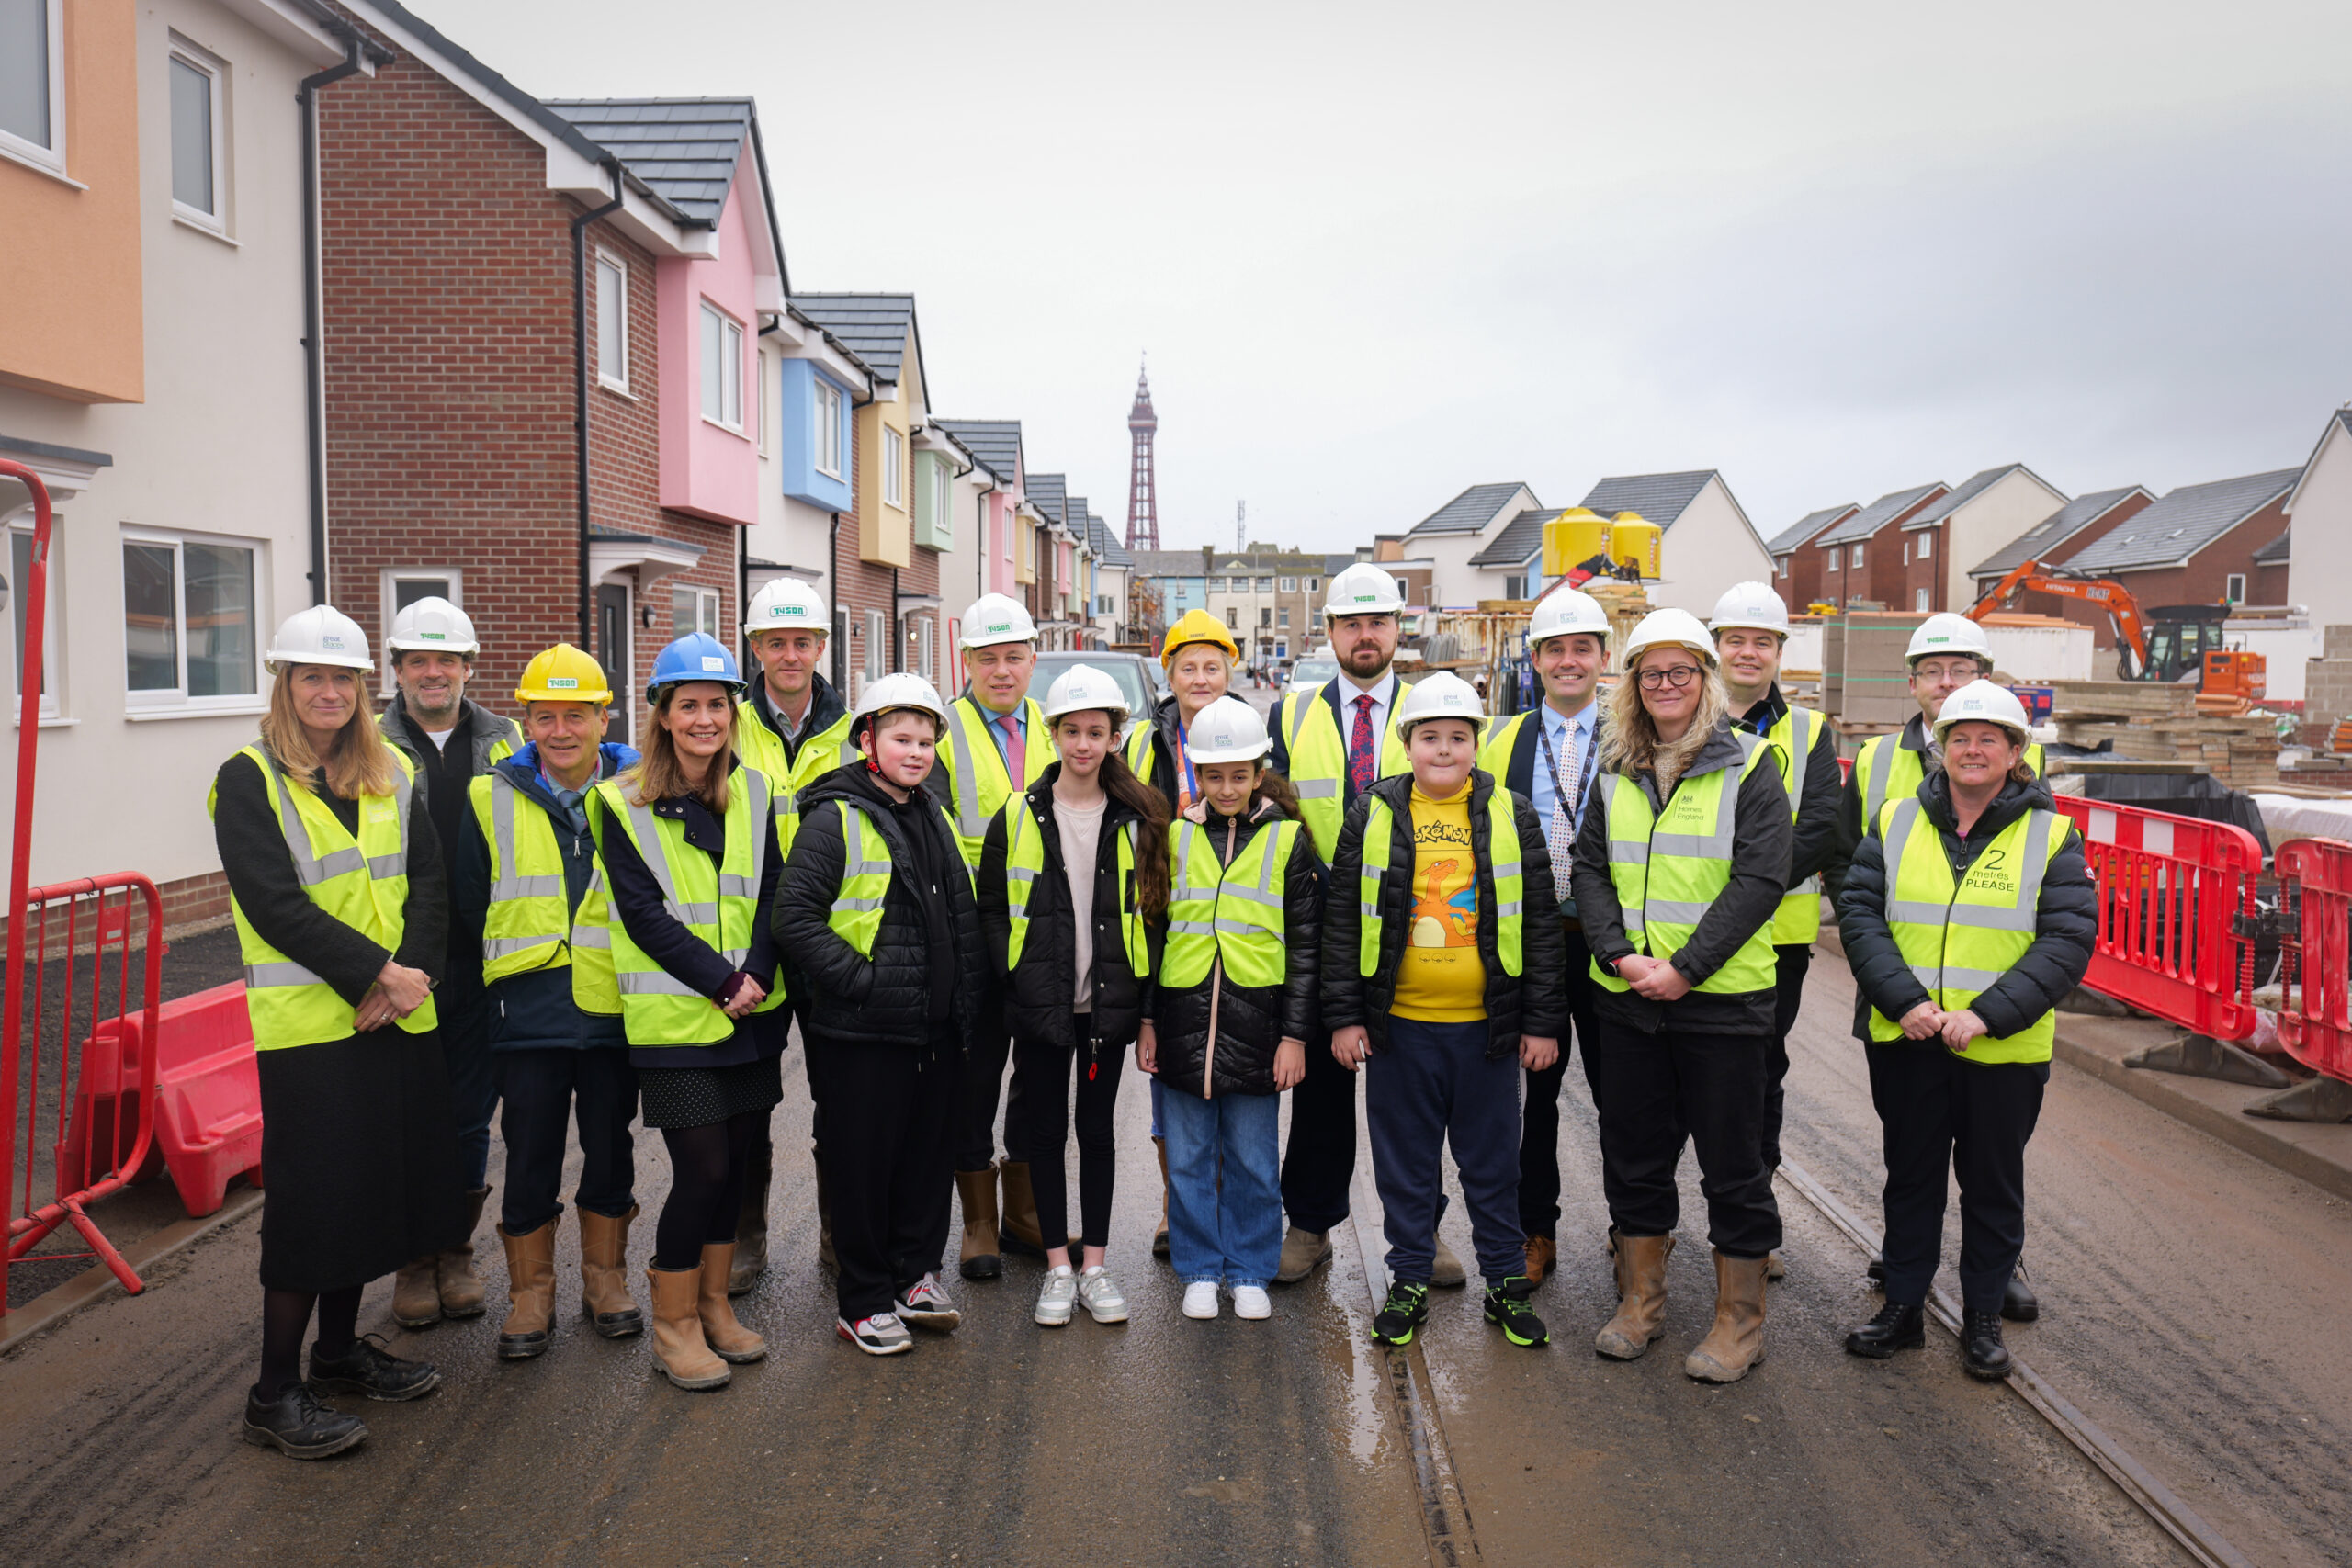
265;604;375;673
1932;679;2032;747
743;577;828;637
1393;671;1487;739
960;592;1039;649
1184;695;1272;763
1041;663;1131;725
851;672;951;732
385;595;478;657
1906;612;1993;665
1528;587;1611;649
1621;607;1718;669
1323;562;1405;618
1709;581;1791;637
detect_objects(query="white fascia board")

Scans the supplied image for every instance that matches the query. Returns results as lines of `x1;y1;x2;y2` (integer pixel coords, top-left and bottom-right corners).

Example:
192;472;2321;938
2284;413;2350;516
215;0;352;67
546;147;704;257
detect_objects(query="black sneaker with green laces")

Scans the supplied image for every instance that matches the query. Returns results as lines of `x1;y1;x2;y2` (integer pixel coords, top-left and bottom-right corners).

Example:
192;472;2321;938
1372;1280;1431;1346
1485;1276;1550;1347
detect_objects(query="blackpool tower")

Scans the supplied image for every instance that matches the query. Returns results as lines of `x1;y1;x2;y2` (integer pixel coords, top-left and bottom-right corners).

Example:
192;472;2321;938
1125;360;1159;551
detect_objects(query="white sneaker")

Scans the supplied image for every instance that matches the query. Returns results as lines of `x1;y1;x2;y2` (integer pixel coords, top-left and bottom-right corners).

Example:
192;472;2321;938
1035;1265;1078;1327
893;1273;961;1332
1078;1266;1129;1324
1182;1280;1220;1319
837;1313;912;1356
1232;1284;1272;1320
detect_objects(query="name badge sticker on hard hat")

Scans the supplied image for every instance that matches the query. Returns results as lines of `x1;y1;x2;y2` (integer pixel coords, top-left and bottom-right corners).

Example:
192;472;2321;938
702;657;726;672
548;676;578;690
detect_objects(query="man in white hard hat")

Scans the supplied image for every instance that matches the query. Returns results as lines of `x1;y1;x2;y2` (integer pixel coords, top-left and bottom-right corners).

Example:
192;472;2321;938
1476;587;1610;1286
379;594;520;1332
1267;561;1415;1285
1712;581;1845;1281
928;592;1062;1269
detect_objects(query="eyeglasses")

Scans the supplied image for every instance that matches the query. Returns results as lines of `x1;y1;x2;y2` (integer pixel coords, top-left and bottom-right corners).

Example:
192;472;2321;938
1636;665;1703;690
1913;660;1983;682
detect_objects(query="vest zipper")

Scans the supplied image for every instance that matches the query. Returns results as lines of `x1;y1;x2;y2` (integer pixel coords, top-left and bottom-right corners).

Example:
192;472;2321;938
1199;815;1238;1100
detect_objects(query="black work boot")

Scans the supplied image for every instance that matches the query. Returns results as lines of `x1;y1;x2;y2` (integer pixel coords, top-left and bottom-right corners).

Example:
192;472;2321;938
2001;1260;2040;1323
307;1333;442;1402
1844;1301;1926;1359
1866;1253;1886;1287
1962;1310;2013;1380
241;1382;368;1459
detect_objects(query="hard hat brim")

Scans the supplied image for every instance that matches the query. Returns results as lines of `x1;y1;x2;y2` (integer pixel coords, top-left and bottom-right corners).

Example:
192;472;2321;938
1186;740;1272;764
266;651;375;674
1933;715;2032;747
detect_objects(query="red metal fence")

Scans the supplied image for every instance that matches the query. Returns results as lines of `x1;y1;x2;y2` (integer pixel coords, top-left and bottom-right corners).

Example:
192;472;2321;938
2272;838;2352;1085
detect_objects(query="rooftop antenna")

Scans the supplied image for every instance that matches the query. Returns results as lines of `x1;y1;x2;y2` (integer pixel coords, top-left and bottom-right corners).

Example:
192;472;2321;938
1236;499;1246;554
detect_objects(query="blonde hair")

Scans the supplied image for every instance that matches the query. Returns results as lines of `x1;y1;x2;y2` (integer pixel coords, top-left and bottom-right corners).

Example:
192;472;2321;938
623;686;735;813
260;666;397;800
1601;646;1731;794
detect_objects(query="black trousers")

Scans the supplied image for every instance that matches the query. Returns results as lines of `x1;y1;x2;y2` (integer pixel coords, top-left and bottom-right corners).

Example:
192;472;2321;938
1593;1019;1781;1259
1006;1029;1125;1249
808;1028;960;1321
1519;923;1603;1238
1761;944;1813;1174
494;1047;639;1235
1281;1014;1357;1235
953;994;1030;1175
1867;1041;2047;1314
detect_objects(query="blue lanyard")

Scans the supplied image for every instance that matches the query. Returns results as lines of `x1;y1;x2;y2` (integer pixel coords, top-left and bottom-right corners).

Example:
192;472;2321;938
1536;711;1598;835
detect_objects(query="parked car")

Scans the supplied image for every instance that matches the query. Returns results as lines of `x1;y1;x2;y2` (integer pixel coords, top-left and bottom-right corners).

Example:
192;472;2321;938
1285;652;1340;695
1023;650;1169;737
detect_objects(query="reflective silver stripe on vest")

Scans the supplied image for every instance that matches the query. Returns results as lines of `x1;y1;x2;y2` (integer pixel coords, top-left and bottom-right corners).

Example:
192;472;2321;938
1783;707;1810;818
1863;734;1905;828
1284;695;1343;798
268;753;408;886
616;971;705;997
944;705;993;840
1168;919;1217;936
1607;837;1650;864
487;776;560;900
1913;963;2009;994
1490;806;1523;916
244;960;325;988
483;934;558;959
717;875;760;900
571;923;610;950
1880;800;1948;924
1006;865;1037;883
1885;802;2057;935
1644;898;1714;925
625;797;686;922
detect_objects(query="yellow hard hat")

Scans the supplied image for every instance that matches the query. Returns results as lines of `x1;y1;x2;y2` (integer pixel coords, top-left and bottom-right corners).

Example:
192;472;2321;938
514;643;613;705
1160;608;1240;668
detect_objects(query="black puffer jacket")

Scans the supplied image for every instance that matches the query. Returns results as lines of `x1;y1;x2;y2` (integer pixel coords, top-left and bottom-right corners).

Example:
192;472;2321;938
978;766;1162;1051
1148;797;1326;1099
773;764;986;1051
1837;770;2094;1044
1321;772;1567;1059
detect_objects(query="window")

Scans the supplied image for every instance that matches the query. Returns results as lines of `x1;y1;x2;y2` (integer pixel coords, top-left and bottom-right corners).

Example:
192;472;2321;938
865;610;884;682
1280;576;1297;592
1775;557;1787;579
1849;543;1864;570
1260;607;1272;628
1275;641;1289;660
1206;576;1225;592
122;529;260;713
756;353;769;454
1917;531;1932;559
1306;577;1319;594
2225;573;2246;603
1826;547;1841;571
379;569;458;682
0;0;65;175
672;585;719;638
168;41;225;229
594;254;628;389
7;519;59;718
1902;540;1910;565
1504;574;1525;600
699;302;743;431
1277;606;1291;628
1914;588;1929;612
812;377;843;479
1227;604;1241;625
917;617;934;682
1256;576;1273;592
882;427;905;508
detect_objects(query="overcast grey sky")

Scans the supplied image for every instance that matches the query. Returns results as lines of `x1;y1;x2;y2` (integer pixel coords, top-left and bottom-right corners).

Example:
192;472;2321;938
450;0;2352;554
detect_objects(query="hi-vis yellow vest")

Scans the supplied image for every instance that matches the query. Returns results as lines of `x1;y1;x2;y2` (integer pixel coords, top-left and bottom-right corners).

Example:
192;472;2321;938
1766;704;1826;946
1278;683;1410;861
1593;733;1777;995
823;795;970;958
591;766;786;1047
209;744;439;1050
735;696;859;863
938;696;1056;866
1855;728;2047;834
1357;789;1523;980
467;771;618;1014
1868;796;2068;1064
997;794;1149;979
1163;816;1300;989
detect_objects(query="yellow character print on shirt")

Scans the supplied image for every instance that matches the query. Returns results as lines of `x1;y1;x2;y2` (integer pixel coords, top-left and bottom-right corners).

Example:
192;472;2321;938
1410;812;1478;950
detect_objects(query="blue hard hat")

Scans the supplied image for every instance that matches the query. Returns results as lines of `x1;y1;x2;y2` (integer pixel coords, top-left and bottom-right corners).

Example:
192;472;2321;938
647;633;745;700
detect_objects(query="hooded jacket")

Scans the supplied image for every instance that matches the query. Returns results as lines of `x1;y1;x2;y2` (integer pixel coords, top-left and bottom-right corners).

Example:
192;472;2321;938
1837;769;2095;1045
1321;771;1568;1059
773;763;987;1052
1570;718;1792;1036
1148;795;1326;1099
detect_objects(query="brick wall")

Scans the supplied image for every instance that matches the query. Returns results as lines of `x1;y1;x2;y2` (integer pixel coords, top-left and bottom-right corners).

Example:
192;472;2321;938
1901;524;1942;613
1989;491;2155;647
2090;498;2291;627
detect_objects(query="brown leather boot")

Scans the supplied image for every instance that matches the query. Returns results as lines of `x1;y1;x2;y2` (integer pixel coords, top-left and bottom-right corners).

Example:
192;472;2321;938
392;1255;442;1327
814;1145;838;1271
1594;1233;1674;1359
1152;1136;1170;1259
1684;1250;1770;1383
434;1187;490;1319
646;1264;729;1390
1524;1234;1558;1287
997;1158;1047;1258
697;1244;767;1364
496;1219;557;1359
956;1167;1002;1280
728;1138;773;1297
578;1205;643;1338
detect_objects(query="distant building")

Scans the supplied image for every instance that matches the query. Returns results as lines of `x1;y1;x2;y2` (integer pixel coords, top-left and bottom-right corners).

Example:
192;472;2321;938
1967;486;2155;644
1809;484;1948;610
1895;464;2068;613
2282;406;2352;622
2059;468;2300;637
1768;506;1859;608
1402;482;1542;608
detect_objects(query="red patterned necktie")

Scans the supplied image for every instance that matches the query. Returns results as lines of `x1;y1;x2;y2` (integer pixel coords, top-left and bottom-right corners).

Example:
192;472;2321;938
997;712;1026;783
1349;693;1376;794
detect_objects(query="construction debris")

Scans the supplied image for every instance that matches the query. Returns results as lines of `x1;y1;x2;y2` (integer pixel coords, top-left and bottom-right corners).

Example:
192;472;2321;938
2051;681;2285;789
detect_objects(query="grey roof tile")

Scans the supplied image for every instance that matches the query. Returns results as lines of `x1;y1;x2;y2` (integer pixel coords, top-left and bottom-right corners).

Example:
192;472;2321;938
1768;504;1857;557
790;294;915;380
1468;507;1561;569
1817;482;1945;546
1967;485;2151;580
541;98;753;226
1084;515;1131;567
1024;472;1067;525
1902;464;2060;531
2064;468;2302;574
933;420;1021;485
1407;481;1530;537
1578;470;1715;525
2251;529;2290;564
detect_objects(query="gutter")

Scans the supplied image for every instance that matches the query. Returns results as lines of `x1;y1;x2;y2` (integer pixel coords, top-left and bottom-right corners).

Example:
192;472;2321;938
571;160;626;645
297;35;375;605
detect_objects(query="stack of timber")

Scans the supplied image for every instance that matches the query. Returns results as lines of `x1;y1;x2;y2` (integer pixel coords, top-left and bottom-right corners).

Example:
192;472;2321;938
2051;680;2283;788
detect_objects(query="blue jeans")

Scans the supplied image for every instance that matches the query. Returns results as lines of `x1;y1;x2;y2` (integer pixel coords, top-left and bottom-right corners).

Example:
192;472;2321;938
1366;1016;1525;1286
1160;1087;1282;1288
1149;1075;1164;1139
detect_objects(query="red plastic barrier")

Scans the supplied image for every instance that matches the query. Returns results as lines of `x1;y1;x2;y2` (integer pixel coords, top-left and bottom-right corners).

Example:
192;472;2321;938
2272;837;2352;1085
76;983;263;1217
2053;797;2262;1043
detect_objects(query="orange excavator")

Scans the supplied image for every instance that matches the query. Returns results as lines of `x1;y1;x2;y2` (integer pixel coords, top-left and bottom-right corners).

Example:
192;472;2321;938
1964;559;2266;709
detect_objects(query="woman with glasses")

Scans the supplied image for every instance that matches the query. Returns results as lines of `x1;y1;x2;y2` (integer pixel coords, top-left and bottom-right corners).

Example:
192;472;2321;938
1569;608;1791;1385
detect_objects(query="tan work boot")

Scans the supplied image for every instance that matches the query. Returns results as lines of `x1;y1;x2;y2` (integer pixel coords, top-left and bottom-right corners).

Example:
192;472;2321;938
814;1145;838;1271
1274;1225;1331;1284
496;1219;557;1359
646;1264;729;1390
1152;1136;1170;1259
1594;1233;1674;1359
998;1158;1081;1258
578;1205;643;1338
392;1255;442;1327
1684;1250;1770;1383
729;1138;773;1296
1431;1235;1467;1288
1524;1234;1558;1287
434;1187;490;1319
956;1167;1002;1280
1766;1251;1787;1281
698;1244;767;1364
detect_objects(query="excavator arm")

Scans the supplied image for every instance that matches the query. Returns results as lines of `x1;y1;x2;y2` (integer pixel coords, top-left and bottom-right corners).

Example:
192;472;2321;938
1966;559;2152;676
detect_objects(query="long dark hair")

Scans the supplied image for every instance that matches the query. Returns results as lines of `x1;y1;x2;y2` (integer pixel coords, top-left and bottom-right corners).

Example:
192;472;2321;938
1251;765;1305;823
1101;749;1173;921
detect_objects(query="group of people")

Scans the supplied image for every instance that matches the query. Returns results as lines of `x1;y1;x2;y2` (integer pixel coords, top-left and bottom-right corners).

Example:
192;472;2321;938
212;560;2092;1462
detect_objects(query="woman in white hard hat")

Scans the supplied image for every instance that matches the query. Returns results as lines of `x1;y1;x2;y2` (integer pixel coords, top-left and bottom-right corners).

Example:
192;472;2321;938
980;665;1171;1328
208;607;464;1458
1837;681;2092;1379
1572;607;1791;1384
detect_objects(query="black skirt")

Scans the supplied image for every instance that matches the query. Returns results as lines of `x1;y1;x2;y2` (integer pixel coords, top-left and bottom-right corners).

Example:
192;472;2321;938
639;1055;785;1130
255;1028;469;1292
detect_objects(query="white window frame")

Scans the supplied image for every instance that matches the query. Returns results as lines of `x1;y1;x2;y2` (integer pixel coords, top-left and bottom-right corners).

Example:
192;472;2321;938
1280;576;1297;592
918;616;935;682
1902;539;1910;565
1206;576;1225;592
673;584;720;639
755;349;769;456
594;250;629;393
1917;531;1932;559
121;525;266;718
1849;543;1864;571
812;377;844;479
2225;573;2246;603
6;512;62;721
1914;588;1930;612
1826;547;1841;571
865;609;885;682
1306;577;1320;594
1256;576;1273;592
167;37;228;233
882;426;906;510
0;0;68;180
378;567;462;694
700;300;744;433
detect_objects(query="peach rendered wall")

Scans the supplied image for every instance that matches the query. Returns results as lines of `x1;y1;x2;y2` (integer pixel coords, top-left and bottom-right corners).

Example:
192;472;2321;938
655;148;759;526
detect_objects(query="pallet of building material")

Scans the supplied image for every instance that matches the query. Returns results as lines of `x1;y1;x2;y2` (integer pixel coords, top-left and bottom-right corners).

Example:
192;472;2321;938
2053;712;2282;787
2049;680;2199;720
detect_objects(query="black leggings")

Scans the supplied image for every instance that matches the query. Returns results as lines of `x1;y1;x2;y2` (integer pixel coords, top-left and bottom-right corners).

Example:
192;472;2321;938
655;1109;764;1269
1007;1031;1125;1249
258;1284;361;1399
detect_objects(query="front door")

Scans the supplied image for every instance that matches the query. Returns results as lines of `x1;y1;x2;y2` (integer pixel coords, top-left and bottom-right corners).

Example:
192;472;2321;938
596;581;631;743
